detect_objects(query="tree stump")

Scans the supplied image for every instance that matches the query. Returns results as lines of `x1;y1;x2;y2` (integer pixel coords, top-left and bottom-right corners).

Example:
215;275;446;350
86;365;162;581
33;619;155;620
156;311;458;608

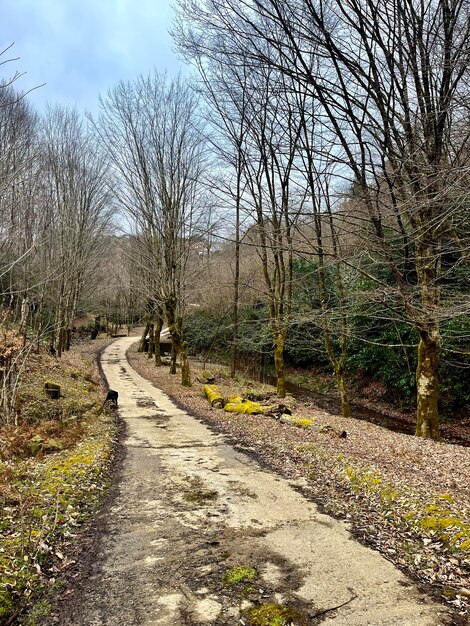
44;381;61;399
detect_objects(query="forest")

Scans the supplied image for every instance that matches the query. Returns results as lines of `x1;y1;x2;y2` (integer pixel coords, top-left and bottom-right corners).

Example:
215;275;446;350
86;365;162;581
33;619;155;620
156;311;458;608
2;0;469;442
1;0;470;622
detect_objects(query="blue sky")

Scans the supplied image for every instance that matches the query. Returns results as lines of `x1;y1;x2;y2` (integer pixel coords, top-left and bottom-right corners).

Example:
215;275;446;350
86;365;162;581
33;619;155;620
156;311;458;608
0;0;184;113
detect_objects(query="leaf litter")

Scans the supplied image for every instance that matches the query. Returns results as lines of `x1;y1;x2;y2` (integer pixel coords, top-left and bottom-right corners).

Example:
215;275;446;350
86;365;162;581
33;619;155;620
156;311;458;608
128;347;470;620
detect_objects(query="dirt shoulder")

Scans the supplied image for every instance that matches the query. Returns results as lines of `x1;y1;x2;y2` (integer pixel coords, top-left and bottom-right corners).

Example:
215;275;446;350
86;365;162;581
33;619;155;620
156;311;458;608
128;346;470;622
1;337;118;626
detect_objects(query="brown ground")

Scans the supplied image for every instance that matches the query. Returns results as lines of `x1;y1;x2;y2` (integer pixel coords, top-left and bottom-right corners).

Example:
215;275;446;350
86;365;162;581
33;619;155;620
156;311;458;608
127;346;470;621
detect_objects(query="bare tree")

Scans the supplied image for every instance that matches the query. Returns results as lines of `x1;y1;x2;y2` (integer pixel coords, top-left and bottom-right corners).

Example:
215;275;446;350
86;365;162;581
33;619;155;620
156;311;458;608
174;0;470;439
41;106;111;356
97;71;206;386
189;59;251;378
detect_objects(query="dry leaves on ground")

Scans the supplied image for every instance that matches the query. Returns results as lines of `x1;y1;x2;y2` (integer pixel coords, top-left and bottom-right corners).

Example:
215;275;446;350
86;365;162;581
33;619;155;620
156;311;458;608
128;347;470;620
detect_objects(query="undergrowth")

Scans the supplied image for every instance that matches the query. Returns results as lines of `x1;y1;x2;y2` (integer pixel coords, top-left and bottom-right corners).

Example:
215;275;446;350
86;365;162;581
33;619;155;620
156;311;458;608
0;345;117;625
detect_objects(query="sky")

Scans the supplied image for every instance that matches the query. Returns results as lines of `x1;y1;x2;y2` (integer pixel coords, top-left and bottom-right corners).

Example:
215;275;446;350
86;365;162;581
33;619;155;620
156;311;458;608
0;0;185;114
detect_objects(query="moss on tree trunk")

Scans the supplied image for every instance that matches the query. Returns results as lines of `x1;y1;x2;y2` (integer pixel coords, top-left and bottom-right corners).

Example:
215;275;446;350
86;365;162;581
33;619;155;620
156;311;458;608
415;330;440;439
180;340;191;387
274;334;286;398
166;302;191;385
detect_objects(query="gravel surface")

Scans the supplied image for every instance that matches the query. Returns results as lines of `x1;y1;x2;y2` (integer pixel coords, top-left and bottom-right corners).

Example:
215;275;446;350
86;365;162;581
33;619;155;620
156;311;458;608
128;345;470;622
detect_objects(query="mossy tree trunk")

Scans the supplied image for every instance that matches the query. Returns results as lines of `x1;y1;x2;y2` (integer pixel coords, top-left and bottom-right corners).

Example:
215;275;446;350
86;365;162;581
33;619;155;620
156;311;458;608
180;338;191;387
166;300;191;385
273;332;286;397
415;329;440;439
336;364;351;418
413;216;441;440
169;340;177;375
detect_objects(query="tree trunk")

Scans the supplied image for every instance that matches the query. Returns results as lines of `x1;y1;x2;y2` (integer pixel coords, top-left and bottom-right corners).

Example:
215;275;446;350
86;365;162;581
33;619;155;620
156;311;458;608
231;160;242;378
336;366;351;418
57;327;65;358
166;301;192;385
65;327;72;351
154;313;164;367
148;323;155;358
138;323;150;352
166;302;178;375
414;225;441;440
415;329;440;439
274;333;286;398
170;341;177;374
181;339;191;387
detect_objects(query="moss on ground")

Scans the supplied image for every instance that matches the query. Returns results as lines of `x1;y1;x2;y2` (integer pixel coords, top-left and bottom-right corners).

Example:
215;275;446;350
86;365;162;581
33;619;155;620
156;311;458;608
223;565;257;585
184;488;218;505
245;603;307;625
339;460;470;556
0;347;117;625
183;476;218;507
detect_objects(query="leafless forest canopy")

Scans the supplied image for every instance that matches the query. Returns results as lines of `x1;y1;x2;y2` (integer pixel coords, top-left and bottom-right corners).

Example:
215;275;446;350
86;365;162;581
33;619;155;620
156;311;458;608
1;0;469;440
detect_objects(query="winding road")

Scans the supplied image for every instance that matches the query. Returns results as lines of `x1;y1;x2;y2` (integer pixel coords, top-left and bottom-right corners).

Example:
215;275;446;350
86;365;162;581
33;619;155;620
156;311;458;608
58;337;449;625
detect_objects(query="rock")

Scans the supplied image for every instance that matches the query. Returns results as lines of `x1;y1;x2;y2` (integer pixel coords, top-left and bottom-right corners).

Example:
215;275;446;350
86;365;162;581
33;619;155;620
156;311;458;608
44;381;61;399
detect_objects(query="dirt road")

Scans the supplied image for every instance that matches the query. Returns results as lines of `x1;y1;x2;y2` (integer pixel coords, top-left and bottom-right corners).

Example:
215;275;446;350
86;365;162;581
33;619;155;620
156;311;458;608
59;337;450;625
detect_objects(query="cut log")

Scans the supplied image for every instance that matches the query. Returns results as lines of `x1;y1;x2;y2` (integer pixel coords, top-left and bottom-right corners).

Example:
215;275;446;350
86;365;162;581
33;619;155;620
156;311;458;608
204;384;225;408
224;399;275;415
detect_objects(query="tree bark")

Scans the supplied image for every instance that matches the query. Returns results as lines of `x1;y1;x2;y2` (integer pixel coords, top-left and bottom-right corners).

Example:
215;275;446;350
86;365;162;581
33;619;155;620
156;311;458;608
336;366;351;418
274;332;286;397
413;218;441;439
65;328;72;351
415;329;440;439
138;322;150;352
147;323;155;358
167;304;192;386
166;302;178;375
231;149;242;378
180;338;192;387
154;307;164;367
